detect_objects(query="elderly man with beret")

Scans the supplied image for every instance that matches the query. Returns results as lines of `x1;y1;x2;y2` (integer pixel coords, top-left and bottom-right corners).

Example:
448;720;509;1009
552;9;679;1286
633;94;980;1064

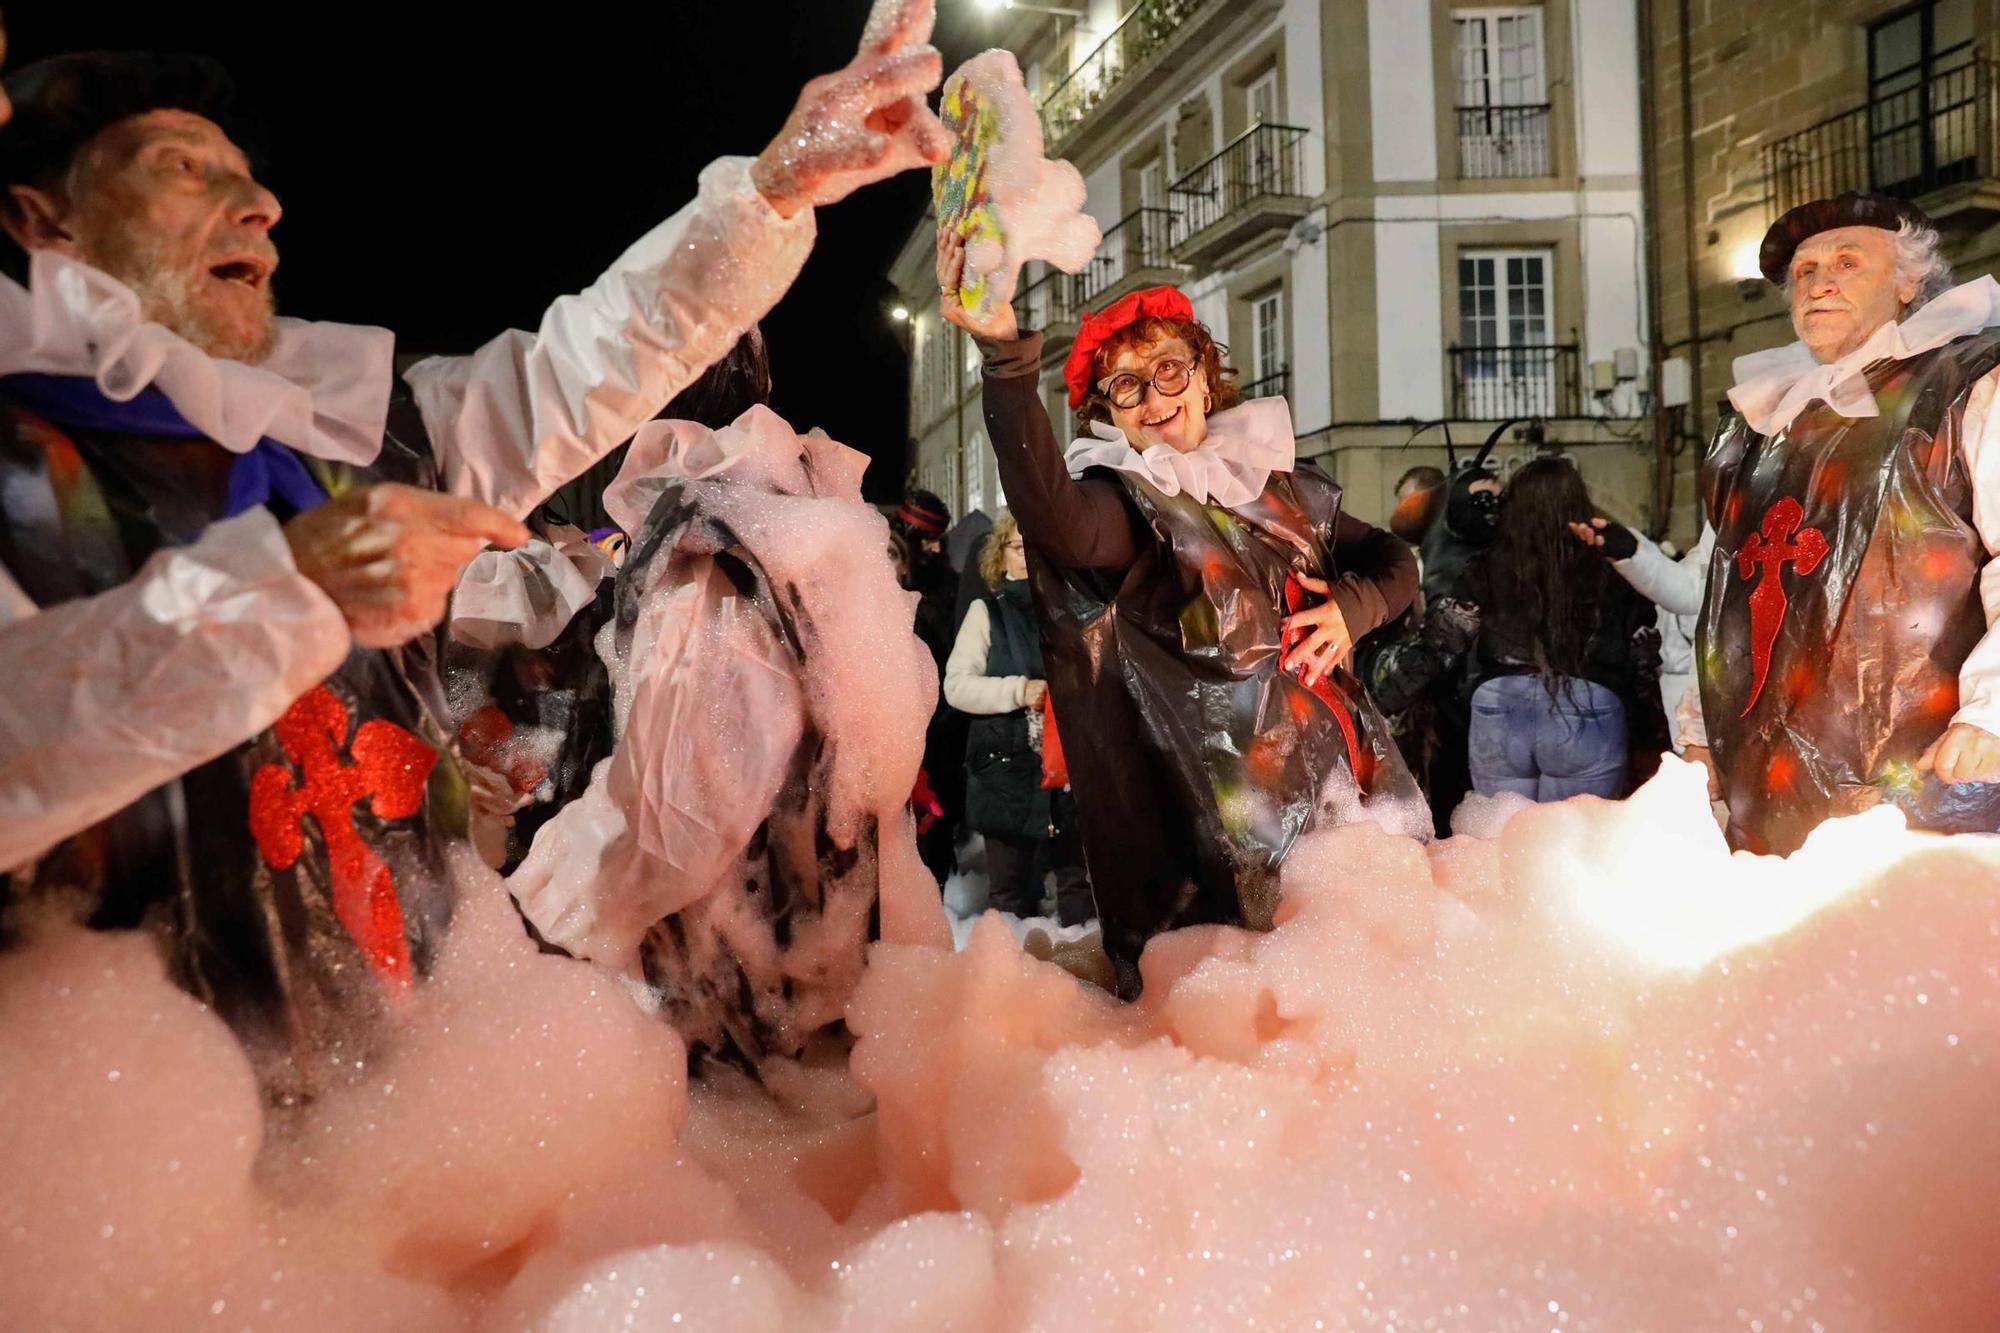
1582;192;2000;854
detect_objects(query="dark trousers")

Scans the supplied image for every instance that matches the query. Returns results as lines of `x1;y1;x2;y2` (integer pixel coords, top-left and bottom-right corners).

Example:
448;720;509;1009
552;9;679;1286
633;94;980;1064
984;824;1093;924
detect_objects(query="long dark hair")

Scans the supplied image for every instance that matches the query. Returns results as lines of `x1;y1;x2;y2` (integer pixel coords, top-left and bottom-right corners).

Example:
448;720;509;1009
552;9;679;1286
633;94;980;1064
1488;457;1609;700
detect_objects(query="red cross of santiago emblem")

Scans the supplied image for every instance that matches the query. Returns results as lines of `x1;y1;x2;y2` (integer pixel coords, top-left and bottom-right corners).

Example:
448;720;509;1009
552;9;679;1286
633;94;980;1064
248;685;438;990
1736;495;1829;716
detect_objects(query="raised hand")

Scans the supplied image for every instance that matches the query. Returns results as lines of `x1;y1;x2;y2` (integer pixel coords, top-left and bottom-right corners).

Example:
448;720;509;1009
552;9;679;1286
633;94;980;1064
751;0;950;218
936;228;1019;340
284;483;528;649
1567;515;1638;561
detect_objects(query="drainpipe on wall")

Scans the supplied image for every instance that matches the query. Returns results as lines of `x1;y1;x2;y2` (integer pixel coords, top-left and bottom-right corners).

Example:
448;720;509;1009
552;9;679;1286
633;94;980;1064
1638;0;1670;538
1676;0;1705;529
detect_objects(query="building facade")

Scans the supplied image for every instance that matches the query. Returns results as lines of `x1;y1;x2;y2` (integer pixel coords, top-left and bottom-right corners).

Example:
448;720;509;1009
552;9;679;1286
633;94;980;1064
1645;0;2000;540
891;0;1654;529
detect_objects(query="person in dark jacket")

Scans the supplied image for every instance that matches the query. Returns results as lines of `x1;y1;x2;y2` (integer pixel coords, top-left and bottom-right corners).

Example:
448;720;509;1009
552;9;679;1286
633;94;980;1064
1374;458;1664;802
937;230;1421;993
944;513;1092;923
897;486;970;881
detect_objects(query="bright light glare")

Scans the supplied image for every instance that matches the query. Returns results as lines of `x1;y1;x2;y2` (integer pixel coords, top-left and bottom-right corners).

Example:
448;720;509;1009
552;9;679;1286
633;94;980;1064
891;305;911;322
1729;240;1766;283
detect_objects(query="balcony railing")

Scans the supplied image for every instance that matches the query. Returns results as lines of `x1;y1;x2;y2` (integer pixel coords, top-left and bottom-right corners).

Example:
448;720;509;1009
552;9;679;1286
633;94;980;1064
1011;266;1081;334
1079;207;1180;305
1239;366;1291;403
1170;123;1310;248
1447;344;1580;419
1455;104;1553;179
1011;207;1184;335
1039;0;1211;148
1765;55;1996;217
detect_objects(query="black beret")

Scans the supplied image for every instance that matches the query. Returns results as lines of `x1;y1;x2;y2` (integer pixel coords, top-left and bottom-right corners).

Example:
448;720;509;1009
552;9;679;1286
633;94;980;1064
1759;191;1932;285
0;51;254;191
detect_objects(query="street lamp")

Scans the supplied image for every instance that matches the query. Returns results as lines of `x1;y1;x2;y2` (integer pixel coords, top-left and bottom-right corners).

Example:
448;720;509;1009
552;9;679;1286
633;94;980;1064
891;305;911;322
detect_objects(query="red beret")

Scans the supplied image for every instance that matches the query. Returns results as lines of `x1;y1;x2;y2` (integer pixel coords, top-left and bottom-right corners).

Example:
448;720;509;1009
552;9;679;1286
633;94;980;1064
1062;285;1196;409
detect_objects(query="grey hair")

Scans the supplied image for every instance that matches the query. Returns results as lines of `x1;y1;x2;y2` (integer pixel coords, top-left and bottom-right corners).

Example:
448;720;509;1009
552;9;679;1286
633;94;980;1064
1892;217;1955;311
1779;217;1954;312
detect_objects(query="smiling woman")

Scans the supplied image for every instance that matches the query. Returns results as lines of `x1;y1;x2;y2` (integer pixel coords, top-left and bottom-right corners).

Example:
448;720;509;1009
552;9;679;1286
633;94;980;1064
936;232;1424;989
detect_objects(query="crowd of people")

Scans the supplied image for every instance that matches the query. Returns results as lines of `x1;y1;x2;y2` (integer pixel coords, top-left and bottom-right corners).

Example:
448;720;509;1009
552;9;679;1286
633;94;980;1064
7;0;2000;1089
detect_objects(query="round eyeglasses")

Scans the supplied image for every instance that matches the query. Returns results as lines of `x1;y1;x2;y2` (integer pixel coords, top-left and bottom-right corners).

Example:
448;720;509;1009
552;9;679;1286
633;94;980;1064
1097;358;1194;410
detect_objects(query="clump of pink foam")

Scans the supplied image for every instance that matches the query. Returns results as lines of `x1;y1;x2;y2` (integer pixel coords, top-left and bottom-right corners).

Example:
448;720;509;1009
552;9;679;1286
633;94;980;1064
7;758;2000;1329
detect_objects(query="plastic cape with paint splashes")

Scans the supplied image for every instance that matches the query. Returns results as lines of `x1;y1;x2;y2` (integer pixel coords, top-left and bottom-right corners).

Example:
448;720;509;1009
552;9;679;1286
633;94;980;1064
1026;451;1427;997
0;397;463;1102
1697;327;2000;855
507;405;942;1073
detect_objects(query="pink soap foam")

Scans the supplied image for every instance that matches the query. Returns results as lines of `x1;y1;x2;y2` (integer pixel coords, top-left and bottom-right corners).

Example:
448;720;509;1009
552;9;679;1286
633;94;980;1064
4;758;2000;1329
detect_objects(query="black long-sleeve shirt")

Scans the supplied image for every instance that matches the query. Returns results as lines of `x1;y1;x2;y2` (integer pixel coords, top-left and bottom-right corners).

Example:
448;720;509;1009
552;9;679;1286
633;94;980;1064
975;331;1417;643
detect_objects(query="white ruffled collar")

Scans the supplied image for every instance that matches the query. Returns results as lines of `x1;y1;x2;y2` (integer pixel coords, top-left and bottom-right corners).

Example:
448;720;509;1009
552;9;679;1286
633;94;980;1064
1728;275;2000;434
603;404;869;533
1063;395;1296;507
0;249;394;464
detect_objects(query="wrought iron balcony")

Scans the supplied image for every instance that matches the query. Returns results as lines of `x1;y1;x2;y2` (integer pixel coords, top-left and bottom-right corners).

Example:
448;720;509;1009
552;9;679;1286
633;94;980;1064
1239;366;1291;404
1012;207;1184;339
1455;104;1553;179
1764;56;1998;221
1447;344;1580;420
1038;0;1216;151
1169;123;1313;265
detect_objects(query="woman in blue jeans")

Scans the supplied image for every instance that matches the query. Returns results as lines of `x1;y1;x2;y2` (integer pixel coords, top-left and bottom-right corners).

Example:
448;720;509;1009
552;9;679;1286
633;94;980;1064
1454;459;1664;801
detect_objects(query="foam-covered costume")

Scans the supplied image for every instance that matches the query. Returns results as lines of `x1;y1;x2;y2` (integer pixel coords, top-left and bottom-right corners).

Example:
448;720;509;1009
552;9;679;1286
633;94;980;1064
507;407;939;1070
0;54;828;1094
978;288;1421;992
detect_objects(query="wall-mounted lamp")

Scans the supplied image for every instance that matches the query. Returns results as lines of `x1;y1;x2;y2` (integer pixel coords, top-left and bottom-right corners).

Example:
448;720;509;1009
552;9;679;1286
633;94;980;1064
1729;240;1767;301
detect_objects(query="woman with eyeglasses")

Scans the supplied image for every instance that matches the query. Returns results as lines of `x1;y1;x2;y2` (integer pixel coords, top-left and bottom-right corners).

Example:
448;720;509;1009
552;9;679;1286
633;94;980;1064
936;231;1420;994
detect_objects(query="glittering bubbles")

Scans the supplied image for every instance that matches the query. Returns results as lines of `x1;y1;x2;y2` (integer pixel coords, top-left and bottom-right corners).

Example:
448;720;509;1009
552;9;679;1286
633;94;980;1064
750;0;952;216
8;715;2000;1328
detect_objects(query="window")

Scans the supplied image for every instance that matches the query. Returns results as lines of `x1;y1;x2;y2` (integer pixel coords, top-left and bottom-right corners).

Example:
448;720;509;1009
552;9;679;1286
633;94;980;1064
1867;0;1977;197
1248;290;1287;398
1247;69;1280;127
963;328;981;378
1454;8;1544;108
1456;248;1559;417
1133;154;1175;258
1452;7;1550;178
1139;156;1166;211
965;432;987;517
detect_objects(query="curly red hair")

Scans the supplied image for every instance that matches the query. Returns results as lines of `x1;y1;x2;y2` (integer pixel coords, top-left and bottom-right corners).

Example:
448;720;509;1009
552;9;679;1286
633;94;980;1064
1077;315;1242;427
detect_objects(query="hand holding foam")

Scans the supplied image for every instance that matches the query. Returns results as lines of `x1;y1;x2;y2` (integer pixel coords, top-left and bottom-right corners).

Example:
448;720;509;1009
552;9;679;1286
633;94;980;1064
752;0;951;218
933;49;1102;323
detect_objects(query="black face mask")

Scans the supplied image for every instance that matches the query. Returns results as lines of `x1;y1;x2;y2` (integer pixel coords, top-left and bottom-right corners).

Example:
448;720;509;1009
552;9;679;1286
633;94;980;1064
1445;472;1501;545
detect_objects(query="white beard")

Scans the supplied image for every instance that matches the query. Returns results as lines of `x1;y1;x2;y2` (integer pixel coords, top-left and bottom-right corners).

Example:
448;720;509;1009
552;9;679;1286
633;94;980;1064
114;237;278;365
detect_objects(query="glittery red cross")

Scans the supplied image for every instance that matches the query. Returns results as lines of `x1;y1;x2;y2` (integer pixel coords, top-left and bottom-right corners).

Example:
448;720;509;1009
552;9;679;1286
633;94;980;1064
248;685;437;990
1736;496;1829;716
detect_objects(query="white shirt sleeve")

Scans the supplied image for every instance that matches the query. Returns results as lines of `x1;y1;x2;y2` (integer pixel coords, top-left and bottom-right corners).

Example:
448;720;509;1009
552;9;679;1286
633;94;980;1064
1949;366;2000;738
404;156;816;518
0;509;352;871
942;599;1030;715
1612;524;1712;617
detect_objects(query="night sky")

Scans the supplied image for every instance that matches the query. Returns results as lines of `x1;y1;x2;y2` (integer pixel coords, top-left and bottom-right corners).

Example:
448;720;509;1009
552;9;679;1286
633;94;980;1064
9;3;995;502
